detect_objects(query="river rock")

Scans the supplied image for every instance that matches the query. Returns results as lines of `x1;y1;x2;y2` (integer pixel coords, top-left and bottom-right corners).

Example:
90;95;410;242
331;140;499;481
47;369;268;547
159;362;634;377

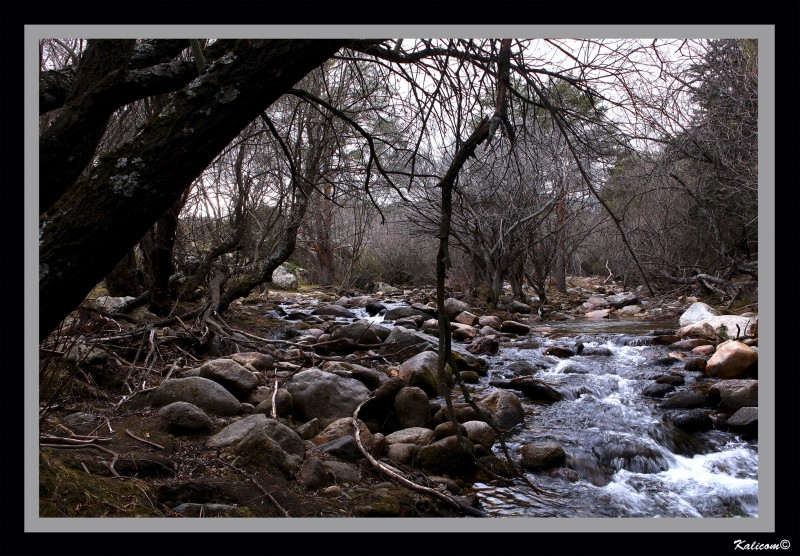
397;351;453;396
492;376;563;403
455;311;479;325
284;369;371;428
312;417;374;453
661;386;719;409
683;358;707;373
365;302;387;316
723;406;758;434
467;335;500;355
385;443;420;465
641;383;675;398
253;387;293;418
691;345;716;356
394;386;431;428
676;321;717;340
592;436;671;473
705;340;757;379
584;309;611;319
664;409;713;432
519;441;566;470
606;292;639;309
508;300;532;314
312;435;362;462
668;339;714;351
443;298;470;319
479;389;525;429
230;351;275;371
380;327;437;359
231;426;302;475
463;420;496;449
157;402;215;435
383;306;431;321
617;304;643;316
330;321;385;346
312;304;357;319
431;403;481;425
678;302;720;326
432;421;468;441
198;358;258;400
500;320;531;335
478;315;502;330
543;346;574;358
384;427;435;446
711;379;758;409
415;436;476;478
151;377;241;416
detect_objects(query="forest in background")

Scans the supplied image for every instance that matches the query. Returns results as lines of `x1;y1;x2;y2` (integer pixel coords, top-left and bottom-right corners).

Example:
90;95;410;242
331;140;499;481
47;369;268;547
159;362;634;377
39;37;758;343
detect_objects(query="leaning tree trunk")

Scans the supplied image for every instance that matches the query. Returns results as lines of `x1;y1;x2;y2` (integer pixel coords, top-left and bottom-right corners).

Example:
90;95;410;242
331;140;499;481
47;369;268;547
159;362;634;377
39;39;347;341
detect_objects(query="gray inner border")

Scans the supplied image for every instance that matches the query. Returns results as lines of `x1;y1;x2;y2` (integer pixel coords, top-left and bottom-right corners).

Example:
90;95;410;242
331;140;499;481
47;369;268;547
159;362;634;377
26;24;776;534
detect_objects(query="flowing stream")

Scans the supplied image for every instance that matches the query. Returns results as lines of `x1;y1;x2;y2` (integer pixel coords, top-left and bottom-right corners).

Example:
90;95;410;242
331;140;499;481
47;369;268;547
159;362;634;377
277;299;758;518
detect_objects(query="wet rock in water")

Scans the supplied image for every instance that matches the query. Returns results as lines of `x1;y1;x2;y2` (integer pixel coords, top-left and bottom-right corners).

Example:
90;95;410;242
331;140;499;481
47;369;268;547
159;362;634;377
543;346;574;358
198;358;258;400
641;383;675;398
579;346;613;356
705;340;758;379
478;389;524;429
661;386;720;409
312;304;356;318
664;409;713;432
151;377;241;416
584;309;612;319
691;345;716;356
655;373;685;386
467;335;500;355
723;406;758;437
711;379;758;409
519;441;567;471
560;362;590;375
652;355;681;366
495;376;563;403
394;386;431;429
157;401;215;435
506;360;539;376
284;369;370;429
683;358;707;373
592;437;671;473
617;304;643;316
500;320;531;335
459;370;481;383
365;302;387;316
451;322;478;341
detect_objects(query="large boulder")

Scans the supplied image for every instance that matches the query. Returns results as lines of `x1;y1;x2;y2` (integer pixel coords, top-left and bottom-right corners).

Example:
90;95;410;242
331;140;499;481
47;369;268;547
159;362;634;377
463;420;496;450
397;351;453;397
198;358;258;400
271;264;298;290
606;292;639;309
284;369;371;428
705;340;758;379
383;306;431;322
151;377;241;416
384;427;435;446
312;304;357;319
678;302;720;327
678;315;758;341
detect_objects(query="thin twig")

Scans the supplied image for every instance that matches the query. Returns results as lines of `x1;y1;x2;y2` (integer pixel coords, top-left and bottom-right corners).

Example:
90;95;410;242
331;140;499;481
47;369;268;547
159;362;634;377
125;429;165;450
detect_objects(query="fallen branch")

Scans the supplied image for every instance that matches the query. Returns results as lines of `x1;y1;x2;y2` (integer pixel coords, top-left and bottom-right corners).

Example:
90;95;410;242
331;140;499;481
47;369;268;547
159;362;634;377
352;399;485;517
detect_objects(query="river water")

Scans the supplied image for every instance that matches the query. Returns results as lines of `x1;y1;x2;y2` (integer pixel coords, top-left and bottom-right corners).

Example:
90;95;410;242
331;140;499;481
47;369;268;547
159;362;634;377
278;299;759;518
